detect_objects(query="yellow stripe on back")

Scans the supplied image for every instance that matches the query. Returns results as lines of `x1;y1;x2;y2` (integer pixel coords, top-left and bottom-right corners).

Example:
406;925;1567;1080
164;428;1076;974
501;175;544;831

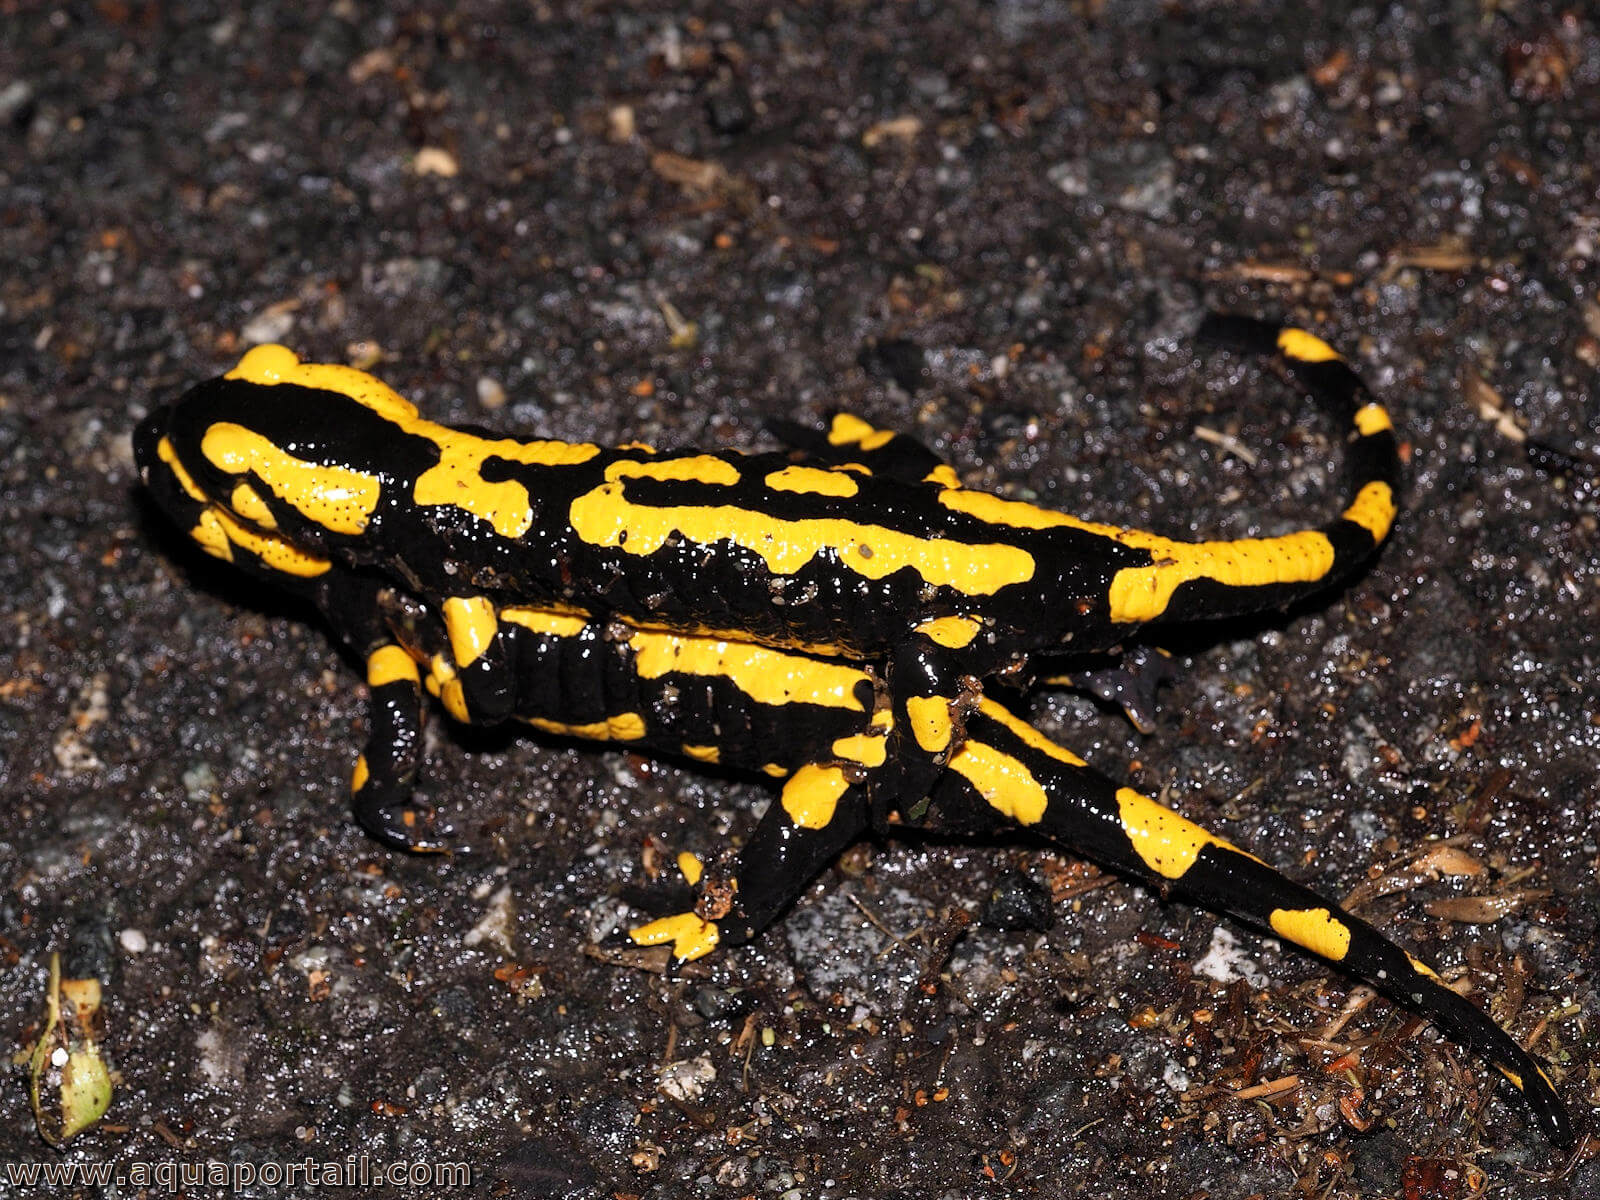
573;486;1038;596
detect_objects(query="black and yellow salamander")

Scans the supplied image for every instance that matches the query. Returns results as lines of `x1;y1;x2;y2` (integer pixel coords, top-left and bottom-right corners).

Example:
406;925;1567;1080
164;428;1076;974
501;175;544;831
133;316;1573;1146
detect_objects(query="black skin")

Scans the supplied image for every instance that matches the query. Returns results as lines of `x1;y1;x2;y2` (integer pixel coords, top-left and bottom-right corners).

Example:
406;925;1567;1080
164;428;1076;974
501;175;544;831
132;317;1573;1147
139;316;1400;840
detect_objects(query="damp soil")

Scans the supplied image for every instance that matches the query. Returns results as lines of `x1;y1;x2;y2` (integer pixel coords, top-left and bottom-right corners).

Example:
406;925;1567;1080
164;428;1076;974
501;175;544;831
1;3;1598;1198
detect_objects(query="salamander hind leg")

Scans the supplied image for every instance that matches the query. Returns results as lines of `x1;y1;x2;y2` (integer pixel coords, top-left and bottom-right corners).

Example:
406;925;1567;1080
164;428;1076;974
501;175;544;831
629;763;874;961
941;700;1575;1147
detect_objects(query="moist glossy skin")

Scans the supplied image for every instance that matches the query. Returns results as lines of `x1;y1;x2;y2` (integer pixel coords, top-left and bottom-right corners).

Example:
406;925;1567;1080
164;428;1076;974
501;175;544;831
136;317;1402;823
141;325;1399;660
132;317;1572;1147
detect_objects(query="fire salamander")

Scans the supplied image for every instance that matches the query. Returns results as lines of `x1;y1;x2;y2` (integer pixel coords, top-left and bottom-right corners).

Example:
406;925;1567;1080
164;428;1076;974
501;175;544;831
134;315;1573;1146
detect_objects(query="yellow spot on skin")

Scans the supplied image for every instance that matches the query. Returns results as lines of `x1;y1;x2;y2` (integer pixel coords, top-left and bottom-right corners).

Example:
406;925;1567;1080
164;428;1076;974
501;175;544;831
350;754;370;794
1277;328;1343;364
765;465;860;497
1498;1065;1524;1091
1116;787;1243;879
157;436;209;503
830;732;888;768
524;712;647;741
160;440;331;577
201;422;382;536
229;482;276;528
367;645;420;688
630;912;720;961
442;596;500;668
627;630;868;711
762;763;790;778
206;504;332;577
780;763;852;829
573;483;1037;596
189;511;234;561
906;696;953;753
500;607;591;637
973;698;1087;766
916;615;983;649
947;739;1049;824
676;852;704;886
1354;403;1393;436
440;681;469;723
938;488;1113;533
426;654;470;722
622;620;847;659
924;464;962;490
682;743;721;763
1268;907;1353;961
1406;953;1443;983
1341;481;1396;541
827;413;896;452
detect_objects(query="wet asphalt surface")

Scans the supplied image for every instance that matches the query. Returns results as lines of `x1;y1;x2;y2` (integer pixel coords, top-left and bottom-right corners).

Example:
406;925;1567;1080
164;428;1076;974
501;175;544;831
2;3;1599;1198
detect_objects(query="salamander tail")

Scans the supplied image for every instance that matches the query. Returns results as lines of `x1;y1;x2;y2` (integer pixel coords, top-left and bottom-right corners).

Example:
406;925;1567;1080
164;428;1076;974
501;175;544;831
1106;314;1404;626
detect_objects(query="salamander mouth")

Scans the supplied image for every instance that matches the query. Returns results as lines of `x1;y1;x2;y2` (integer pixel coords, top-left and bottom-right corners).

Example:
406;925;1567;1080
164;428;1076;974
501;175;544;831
133;399;315;570
131;405;171;490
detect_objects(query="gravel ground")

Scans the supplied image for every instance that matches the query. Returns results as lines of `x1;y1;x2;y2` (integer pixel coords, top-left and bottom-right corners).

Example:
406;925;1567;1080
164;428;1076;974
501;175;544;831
2;3;1598;1198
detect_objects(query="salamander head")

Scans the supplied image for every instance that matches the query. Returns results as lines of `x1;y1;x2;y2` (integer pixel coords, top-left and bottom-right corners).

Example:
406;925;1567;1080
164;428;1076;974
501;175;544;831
134;345;422;578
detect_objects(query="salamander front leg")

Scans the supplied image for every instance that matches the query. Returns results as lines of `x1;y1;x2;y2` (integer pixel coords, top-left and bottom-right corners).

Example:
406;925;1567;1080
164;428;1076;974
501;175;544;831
630;762;873;961
352;644;447;852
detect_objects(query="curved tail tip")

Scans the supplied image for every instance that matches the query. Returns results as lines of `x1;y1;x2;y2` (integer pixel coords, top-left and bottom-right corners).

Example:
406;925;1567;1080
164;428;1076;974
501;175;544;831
1498;1061;1577;1148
